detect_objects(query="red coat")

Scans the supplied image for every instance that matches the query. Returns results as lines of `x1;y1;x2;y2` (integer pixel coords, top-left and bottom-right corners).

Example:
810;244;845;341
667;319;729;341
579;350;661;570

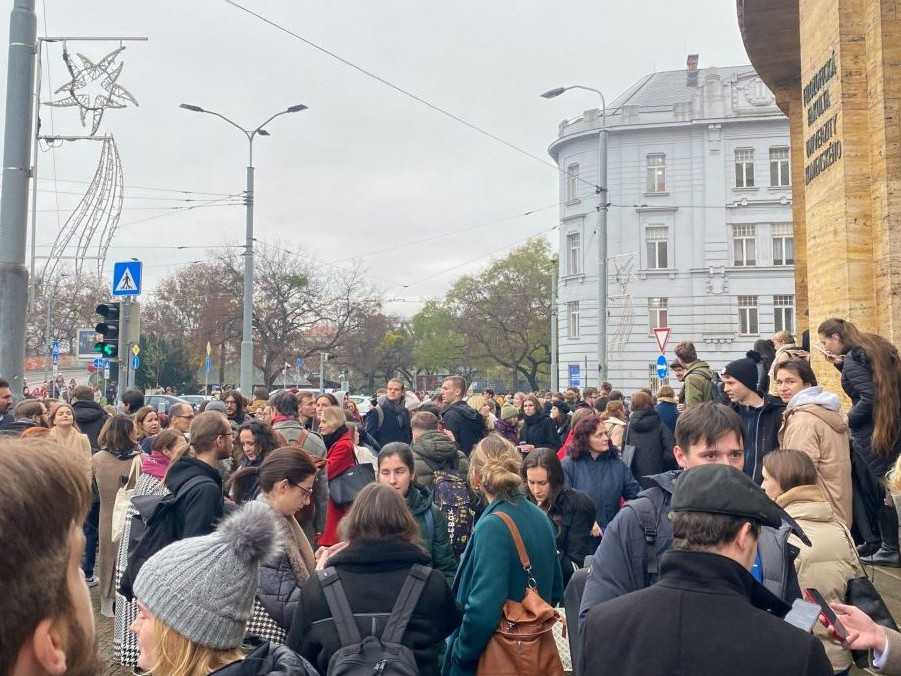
319;429;356;546
557;429;574;460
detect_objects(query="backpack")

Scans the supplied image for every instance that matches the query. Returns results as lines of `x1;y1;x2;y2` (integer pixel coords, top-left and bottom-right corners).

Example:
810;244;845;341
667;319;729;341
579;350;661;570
317;564;429;676
424;458;475;557
118;475;212;601
622;495;664;587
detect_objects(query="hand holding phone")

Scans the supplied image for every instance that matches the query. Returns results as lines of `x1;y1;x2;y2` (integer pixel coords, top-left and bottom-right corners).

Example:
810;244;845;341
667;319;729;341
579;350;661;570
803;588;848;640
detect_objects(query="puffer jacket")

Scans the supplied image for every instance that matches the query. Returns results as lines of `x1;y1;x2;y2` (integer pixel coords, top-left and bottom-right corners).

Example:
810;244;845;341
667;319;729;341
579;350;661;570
682;360;715;406
210;641;318;675
258;551;303;631
441;400;485;455
412;431;469;492
520;412;561;450
838;347;901;477
624;409;675;479
777;485;864;673
406;484;458;583
778;386;852;526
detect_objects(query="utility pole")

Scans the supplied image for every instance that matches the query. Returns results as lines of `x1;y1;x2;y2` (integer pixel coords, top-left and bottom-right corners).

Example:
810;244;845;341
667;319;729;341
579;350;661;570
320;351;328;393
596;113;609;387
0;0;36;396
550;255;559;391
116;300;129;403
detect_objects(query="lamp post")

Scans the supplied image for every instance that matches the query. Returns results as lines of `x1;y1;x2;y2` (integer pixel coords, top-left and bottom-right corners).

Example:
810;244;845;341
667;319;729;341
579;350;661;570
542;85;608;387
179;103;307;396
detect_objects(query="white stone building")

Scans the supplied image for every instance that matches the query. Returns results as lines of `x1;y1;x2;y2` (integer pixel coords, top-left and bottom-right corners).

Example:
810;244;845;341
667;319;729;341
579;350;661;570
548;57;796;393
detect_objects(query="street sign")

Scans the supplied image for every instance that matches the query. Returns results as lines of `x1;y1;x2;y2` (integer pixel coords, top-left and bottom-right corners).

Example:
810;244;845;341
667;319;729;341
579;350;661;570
51;339;60;357
204;356;213;372
295;356;304;370
52;353;59;366
112;260;142;297
93;357;105;368
653;327;672;354
131;355;140;369
568;364;581;387
656;354;668;379
104;365;111;379
131;344;140;356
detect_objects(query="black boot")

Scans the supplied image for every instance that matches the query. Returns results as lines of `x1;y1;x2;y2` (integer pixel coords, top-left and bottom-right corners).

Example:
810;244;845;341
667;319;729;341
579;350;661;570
861;503;901;567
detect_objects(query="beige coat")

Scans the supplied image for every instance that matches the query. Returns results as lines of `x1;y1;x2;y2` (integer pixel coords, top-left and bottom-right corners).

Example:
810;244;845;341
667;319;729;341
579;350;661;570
605;416;627;449
777;485;863;673
47;427;92;480
91;450;141;615
778;396;852;527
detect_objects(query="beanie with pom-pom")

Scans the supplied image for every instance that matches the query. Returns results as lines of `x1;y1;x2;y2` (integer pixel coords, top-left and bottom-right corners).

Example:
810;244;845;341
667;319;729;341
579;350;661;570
133;500;280;649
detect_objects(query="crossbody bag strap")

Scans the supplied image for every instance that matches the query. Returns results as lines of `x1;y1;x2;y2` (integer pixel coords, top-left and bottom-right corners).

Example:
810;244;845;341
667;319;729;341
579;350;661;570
316;567;362;647
493;512;536;584
127;454;142;488
381;564;430;644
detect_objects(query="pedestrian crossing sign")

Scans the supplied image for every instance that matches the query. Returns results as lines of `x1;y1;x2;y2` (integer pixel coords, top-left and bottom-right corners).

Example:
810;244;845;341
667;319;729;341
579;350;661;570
112;261;142;297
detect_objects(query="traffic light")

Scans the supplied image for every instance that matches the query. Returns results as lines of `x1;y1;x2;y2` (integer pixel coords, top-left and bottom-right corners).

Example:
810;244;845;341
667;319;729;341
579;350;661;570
94;302;121;358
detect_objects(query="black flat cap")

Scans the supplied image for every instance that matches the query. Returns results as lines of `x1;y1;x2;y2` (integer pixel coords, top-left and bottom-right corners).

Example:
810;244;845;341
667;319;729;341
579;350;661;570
671;464;784;529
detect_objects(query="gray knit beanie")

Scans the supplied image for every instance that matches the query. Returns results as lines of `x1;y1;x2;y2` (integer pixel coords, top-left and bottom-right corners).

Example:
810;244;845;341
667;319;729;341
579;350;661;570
133;500;279;649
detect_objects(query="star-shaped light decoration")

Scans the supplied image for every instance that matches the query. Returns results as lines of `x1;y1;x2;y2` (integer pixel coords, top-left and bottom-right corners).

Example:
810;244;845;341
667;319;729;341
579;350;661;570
46;45;139;136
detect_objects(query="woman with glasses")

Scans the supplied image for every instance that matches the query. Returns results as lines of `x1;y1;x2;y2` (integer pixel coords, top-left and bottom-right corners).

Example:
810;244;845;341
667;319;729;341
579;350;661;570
231;447;318;643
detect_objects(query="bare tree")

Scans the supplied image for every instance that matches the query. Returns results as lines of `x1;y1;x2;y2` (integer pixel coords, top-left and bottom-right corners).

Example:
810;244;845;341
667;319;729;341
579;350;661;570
26;271;111;356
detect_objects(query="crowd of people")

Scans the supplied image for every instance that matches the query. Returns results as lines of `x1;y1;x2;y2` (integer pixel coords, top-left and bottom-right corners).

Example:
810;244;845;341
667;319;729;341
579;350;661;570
3;318;901;675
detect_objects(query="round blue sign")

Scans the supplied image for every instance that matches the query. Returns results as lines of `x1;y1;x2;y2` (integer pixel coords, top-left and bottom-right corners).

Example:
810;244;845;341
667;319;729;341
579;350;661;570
656;354;667;379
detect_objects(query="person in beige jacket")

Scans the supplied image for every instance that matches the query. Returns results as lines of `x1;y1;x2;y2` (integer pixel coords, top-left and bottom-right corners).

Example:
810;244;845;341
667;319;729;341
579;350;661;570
762;449;864;674
47;402;92;479
602;400;628;449
775;358;852;527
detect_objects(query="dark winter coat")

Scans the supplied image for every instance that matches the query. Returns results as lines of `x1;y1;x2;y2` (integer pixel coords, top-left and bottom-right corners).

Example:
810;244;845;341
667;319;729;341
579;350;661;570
258;550;303;631
163;456;224;538
444;498;563;676
406;483;458;583
210;641;318;676
578;470;802;623
441;400;484;455
364;397;412;446
838;347;901;477
72;399;109;451
625;409;675;479
411;430;469;492
729;394;786;484
493;419;519;445
579;551;831;676
655;400;678;434
541;487;596;586
520;412;561;450
287;537;460;676
561;449;641;528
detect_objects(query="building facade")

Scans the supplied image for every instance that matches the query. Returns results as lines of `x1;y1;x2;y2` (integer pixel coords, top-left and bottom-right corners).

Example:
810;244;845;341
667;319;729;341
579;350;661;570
548;59;796;393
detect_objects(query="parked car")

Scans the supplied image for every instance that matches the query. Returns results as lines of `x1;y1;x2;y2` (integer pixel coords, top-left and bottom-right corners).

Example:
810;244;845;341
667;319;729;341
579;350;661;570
145;394;191;415
179;394;212;410
349;395;372;415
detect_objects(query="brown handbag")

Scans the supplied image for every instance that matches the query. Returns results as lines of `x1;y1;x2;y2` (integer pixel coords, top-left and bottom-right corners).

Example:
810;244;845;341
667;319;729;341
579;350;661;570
476;511;565;676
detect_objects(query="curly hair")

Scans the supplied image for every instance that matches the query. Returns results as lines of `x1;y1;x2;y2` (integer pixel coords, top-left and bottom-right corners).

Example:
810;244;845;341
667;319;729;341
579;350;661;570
568;414;607;460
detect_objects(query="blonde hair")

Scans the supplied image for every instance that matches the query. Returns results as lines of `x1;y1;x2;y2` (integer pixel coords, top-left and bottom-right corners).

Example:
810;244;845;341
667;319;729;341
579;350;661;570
321;405;346;428
149;616;243;676
469;433;522;501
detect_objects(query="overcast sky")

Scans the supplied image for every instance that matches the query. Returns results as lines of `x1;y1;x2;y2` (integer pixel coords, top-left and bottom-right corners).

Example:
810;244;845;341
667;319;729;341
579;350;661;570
2;0;751;317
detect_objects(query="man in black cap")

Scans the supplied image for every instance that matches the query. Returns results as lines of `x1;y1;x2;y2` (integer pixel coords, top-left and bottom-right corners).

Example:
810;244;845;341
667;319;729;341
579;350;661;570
579;463;831;676
721;351;785;484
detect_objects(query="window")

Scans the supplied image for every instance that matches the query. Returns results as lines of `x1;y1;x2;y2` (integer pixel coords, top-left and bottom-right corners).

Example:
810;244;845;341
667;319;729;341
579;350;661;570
567;301;580;339
772;223;794;266
738;296;759;335
774;295;795;334
566;163;580;201
648;297;668;332
566;231;581;275
646;154;666;193
733;224;757;266
735;148;755;188
770;146;790;187
645;226;669;269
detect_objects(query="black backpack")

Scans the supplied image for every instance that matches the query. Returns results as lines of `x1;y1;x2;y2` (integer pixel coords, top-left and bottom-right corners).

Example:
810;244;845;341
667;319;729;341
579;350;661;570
622;495;665;587
317;564;429;676
118;475;212;601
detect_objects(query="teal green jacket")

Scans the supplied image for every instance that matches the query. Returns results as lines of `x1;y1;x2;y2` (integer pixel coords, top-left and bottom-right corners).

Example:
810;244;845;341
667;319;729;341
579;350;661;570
406;484;458;584
443;497;563;676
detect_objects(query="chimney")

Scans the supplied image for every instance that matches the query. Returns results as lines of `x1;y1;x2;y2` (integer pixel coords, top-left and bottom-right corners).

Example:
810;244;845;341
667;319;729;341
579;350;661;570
687;54;699;87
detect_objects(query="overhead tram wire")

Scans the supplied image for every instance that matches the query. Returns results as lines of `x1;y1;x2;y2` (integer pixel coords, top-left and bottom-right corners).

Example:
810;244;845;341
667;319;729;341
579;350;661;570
37;176;237;198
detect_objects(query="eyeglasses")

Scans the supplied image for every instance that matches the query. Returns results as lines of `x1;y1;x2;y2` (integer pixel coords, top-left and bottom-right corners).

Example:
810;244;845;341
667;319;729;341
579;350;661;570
297;484;314;498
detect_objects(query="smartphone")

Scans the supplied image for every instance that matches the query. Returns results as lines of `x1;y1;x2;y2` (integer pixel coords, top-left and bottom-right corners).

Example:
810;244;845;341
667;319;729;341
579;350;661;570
784;598;822;633
811;343;834;359
803;588;848;640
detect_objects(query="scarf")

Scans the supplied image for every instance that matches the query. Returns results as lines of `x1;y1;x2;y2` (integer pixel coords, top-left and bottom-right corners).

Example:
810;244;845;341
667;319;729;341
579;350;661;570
141;450;171;480
271;414;295;425
257;495;316;584
322;425;348;450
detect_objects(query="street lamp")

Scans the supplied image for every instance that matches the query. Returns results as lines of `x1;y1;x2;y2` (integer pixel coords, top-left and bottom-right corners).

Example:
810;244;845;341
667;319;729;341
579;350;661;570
542;85;608;387
179;102;307;395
